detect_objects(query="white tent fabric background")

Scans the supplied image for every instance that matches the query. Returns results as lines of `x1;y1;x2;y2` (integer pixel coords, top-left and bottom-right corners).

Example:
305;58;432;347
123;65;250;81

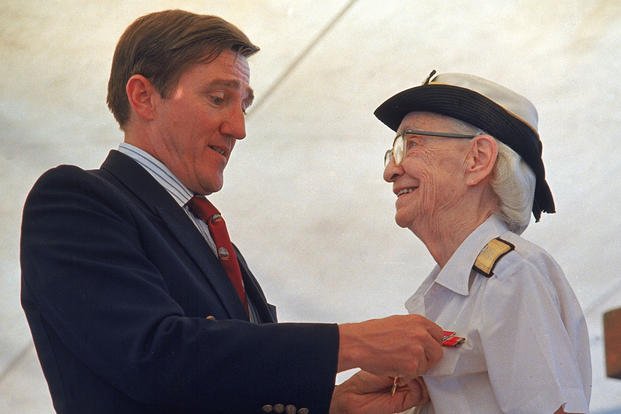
1;1;620;412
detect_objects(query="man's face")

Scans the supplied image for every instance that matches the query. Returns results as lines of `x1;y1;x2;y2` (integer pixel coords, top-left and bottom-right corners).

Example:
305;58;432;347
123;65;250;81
149;50;253;194
383;112;471;230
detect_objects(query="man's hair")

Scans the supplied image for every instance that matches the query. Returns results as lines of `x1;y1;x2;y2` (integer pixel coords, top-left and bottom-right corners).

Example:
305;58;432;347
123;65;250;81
450;117;536;234
106;9;260;128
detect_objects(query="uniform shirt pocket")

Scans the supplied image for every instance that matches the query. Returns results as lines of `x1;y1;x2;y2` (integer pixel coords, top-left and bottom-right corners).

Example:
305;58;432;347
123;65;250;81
425;332;486;377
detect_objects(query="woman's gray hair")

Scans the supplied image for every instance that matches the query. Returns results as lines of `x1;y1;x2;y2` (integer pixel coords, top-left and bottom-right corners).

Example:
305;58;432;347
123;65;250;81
490;141;536;234
449;116;536;234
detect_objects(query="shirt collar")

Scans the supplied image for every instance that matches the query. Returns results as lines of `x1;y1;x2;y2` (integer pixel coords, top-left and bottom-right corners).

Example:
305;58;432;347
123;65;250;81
118;143;194;207
434;214;510;296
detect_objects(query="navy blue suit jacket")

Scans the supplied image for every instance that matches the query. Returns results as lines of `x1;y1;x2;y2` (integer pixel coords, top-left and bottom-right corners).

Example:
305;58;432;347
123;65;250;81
21;150;338;413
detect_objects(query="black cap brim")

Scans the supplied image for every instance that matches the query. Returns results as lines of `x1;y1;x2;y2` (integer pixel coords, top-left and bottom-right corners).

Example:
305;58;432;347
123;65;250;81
374;83;555;221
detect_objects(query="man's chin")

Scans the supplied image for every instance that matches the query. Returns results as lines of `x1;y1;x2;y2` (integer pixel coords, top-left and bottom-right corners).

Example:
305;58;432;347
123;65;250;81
195;177;224;195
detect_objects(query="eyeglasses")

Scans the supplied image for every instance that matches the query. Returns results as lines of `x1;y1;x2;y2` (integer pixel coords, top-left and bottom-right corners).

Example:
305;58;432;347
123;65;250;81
384;129;481;167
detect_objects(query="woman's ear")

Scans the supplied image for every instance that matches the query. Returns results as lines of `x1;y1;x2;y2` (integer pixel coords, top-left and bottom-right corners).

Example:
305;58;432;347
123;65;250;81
125;74;158;121
465;134;498;186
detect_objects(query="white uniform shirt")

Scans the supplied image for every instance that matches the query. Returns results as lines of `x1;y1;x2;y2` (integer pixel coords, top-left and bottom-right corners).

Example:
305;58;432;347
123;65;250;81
404;215;591;414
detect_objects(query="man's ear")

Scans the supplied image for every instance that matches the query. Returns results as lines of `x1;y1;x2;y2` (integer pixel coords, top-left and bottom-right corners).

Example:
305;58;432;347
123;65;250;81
126;74;158;121
465;134;498;186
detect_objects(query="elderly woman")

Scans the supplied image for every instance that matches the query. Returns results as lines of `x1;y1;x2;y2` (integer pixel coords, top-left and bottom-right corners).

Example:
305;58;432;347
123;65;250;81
376;72;591;414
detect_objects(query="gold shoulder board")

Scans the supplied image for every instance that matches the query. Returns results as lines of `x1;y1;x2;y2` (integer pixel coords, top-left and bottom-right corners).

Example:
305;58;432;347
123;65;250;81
473;237;515;278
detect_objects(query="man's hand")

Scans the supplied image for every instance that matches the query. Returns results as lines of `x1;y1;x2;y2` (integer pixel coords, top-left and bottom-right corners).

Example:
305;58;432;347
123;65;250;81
330;370;429;414
337;314;444;378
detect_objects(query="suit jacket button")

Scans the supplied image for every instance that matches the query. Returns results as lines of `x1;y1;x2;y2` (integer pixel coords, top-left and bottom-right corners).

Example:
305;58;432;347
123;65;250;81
205;315;216;320
262;404;273;412
297;408;309;414
285;405;297;414
273;404;285;413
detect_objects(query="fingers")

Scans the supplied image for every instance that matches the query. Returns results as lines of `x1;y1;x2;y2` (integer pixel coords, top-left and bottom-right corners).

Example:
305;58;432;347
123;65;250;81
351;370;395;393
423;330;444;368
391;314;443;376
331;372;427;414
412;376;429;403
337;314;445;378
424;318;445;342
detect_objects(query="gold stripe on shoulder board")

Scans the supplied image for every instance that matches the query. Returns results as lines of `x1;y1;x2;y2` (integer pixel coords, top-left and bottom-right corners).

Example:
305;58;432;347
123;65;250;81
473;237;515;278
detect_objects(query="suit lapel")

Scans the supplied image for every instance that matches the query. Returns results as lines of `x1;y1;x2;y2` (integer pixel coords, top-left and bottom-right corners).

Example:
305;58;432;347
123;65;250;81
235;247;277;323
156;206;249;320
98;150;248;320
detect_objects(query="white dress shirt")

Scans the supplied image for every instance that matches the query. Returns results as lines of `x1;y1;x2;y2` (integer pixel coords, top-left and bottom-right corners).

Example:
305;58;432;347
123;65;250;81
404;215;591;414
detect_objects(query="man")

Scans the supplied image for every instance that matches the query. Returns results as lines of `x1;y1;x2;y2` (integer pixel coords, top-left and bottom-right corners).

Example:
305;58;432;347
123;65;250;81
20;10;444;414
377;71;591;413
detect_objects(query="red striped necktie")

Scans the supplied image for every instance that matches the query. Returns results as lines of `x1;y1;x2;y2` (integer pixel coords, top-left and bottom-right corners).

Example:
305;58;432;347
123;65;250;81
189;196;248;314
